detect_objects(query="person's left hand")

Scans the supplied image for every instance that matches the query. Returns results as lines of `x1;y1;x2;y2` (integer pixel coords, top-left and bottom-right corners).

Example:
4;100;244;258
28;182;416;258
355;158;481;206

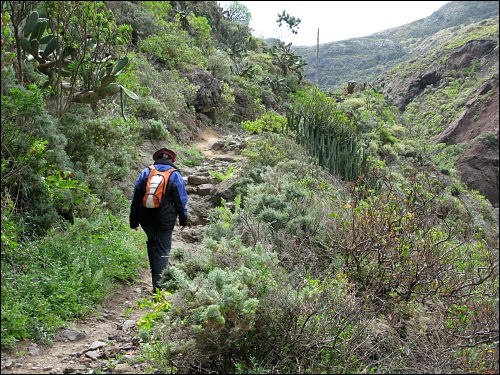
180;226;186;231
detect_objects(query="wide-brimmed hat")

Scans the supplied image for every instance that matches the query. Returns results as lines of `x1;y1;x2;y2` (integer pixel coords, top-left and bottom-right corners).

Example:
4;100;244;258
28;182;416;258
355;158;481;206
153;148;177;162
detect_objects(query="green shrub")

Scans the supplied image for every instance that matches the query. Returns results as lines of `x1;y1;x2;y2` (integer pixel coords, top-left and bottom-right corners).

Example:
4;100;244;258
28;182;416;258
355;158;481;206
209;165;235;182
177;145;205;168
59;111;141;212
140;188;367;374
217;82;237;124
106;1;160;40
1;83;72;234
142;130;498;372
142;119;173;140
206;50;233;82
133;96;167;120
139;26;207;69
379;127;398;144
1;213;145;347
340;97;366;110
242;111;286;134
286;87;371;182
241;133;310;168
119;55;197;120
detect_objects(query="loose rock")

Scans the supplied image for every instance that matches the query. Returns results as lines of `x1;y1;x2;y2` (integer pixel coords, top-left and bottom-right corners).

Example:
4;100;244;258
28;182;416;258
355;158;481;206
113;363;135;374
28;345;41;356
123;320;136;329
85;351;100;361
88;340;106;350
59;329;86;341
197;183;213;196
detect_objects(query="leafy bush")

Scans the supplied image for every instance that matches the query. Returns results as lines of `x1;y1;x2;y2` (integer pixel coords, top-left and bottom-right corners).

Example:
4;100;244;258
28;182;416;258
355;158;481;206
139;26;207;69
242;111;286;134
379;127;399;144
176;145;205;168
1;83;74;234
133;96;168;120
59;110;141;212
1;213;145;347
142;232;366;374
142;119;173;140
241;133;310;168
206;50;233;82
106;1;160;41
209;165;235;182
118;55;197;119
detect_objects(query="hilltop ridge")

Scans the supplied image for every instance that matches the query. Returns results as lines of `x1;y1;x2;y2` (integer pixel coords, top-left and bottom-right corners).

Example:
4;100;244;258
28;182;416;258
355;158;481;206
293;1;499;90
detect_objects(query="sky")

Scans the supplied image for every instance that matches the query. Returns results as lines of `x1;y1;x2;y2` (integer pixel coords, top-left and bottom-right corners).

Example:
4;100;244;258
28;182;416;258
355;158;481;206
218;1;451;46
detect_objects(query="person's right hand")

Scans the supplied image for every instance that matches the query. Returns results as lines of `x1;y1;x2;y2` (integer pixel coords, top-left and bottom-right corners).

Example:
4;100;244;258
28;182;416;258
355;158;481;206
180;226;186;231
132;227;138;231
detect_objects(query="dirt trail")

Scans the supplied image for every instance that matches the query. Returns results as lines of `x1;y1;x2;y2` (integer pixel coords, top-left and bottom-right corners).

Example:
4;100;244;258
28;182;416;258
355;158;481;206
193;126;245;160
1;126;240;375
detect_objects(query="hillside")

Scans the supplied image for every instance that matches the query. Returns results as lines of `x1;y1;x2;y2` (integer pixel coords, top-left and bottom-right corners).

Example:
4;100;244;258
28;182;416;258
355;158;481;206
294;1;499;91
376;17;499;206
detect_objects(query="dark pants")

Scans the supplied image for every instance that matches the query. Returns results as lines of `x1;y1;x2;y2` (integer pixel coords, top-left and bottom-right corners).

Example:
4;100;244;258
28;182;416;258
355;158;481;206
142;225;173;292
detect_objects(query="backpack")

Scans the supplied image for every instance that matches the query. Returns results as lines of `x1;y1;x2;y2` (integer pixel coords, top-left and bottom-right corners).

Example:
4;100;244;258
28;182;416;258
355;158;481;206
142;166;177;209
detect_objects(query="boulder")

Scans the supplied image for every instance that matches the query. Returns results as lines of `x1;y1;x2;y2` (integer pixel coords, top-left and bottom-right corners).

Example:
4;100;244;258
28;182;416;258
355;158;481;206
188;174;214;185
123;320;136;330
197;183;214;196
28;345;40;356
188;195;213;225
210;178;238;206
183;67;224;123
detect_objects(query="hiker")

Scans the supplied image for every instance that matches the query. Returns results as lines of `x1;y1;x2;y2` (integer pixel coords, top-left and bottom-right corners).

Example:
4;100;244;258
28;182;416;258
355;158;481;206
130;148;188;294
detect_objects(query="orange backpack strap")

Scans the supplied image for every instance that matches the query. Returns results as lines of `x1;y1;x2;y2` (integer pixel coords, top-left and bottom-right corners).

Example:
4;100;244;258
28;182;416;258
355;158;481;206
164;168;177;179
142;166;156;207
161;168;177;192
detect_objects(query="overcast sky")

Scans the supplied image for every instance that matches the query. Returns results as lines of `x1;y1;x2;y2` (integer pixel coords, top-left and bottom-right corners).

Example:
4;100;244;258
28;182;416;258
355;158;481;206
218;1;451;46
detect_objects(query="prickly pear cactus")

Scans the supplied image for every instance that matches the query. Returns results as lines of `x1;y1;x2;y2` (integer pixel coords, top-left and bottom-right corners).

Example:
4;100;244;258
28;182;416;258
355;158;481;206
20;11;138;118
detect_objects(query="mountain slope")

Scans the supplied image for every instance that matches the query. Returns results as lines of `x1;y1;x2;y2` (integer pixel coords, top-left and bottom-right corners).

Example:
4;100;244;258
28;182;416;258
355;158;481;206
293;1;499;91
376;18;499;205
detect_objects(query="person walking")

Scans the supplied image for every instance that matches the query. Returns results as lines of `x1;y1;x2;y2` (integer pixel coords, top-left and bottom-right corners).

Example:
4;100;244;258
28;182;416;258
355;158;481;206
130;148;188;294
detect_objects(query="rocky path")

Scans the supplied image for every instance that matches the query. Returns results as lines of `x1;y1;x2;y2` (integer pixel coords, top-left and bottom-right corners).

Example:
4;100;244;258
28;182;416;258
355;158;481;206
1;127;251;375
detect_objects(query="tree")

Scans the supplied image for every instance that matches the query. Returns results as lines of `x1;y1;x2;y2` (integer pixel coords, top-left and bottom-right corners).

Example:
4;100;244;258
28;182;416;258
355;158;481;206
223;1;251;25
2;1;38;85
270;41;307;79
271;10;306;82
276;10;300;35
10;2;137;118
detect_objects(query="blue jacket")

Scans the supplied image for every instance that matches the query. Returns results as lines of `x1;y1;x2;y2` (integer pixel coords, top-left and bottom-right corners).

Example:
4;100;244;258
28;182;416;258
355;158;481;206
130;160;188;229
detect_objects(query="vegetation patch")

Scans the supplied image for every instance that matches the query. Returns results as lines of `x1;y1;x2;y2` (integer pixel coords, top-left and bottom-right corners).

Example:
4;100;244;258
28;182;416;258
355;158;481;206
1;213;145;347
